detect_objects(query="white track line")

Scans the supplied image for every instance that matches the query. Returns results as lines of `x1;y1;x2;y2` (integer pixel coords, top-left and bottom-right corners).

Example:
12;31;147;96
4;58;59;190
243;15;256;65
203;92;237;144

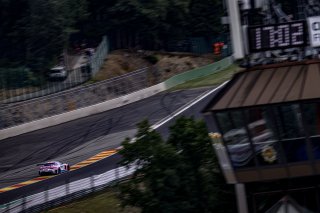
116;81;229;150
151;81;229;130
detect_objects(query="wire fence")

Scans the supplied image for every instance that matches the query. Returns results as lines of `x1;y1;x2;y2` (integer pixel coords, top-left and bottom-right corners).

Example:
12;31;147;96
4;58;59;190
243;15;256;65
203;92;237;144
0;67;159;130
0;34;231;105
91;36;109;76
0;165;137;213
0;65;92;104
0;36;109;104
0;56;234;131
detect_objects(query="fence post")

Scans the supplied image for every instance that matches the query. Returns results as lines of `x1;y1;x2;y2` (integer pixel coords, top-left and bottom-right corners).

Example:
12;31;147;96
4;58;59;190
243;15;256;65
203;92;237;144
65;177;70;197
115;166;120;185
22;196;27;212
44;186;49;204
5;200;11;213
90;175;95;193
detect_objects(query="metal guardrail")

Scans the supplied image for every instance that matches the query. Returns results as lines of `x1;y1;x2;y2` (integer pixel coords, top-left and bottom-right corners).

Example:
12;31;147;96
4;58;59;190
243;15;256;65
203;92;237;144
0;56;233;130
0;67;155;130
0;165;136;213
0;71;234;212
0;64;91;104
0;55;234;131
0;36;110;104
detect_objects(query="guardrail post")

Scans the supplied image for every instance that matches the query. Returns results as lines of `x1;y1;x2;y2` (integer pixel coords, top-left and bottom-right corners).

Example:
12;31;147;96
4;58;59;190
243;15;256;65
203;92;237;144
5;200;10;213
22;196;27;212
44;186;49;204
65;177;70;197
90;175;95;193
115;167;120;184
61;177;71;202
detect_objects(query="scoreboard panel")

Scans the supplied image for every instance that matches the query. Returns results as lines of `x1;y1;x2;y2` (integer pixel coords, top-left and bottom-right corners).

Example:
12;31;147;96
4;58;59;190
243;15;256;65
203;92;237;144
248;21;306;52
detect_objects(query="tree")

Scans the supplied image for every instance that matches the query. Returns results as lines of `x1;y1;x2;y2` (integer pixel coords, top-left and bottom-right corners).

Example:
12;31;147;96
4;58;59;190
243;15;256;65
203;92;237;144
0;0;29;66
103;0;171;49
1;0;226;70
24;0;88;70
188;0;223;37
90;0;225;50
0;0;87;69
119;117;236;213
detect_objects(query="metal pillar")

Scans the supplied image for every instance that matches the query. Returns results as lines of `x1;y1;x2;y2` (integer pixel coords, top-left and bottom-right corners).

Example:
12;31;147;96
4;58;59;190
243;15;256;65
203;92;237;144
235;183;249;213
226;0;245;59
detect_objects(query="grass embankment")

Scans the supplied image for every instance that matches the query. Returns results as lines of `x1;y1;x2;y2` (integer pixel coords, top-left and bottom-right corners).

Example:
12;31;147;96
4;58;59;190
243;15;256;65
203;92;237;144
45;188;139;213
43;64;239;213
170;64;240;91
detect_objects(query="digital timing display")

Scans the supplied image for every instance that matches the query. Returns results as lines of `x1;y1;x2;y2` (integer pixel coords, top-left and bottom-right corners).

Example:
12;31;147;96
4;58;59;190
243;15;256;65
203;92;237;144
248;21;306;52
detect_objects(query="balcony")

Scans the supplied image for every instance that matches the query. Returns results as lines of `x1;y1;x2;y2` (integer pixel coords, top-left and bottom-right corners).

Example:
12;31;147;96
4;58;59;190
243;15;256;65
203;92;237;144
202;60;320;183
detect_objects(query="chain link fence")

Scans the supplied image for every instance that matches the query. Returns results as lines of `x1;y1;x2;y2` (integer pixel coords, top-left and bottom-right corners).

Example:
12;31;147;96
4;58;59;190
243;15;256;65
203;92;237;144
0;67;160;130
91;36;109;76
167;37;231;55
0;34;233;105
0;36;109;104
0;56;233;131
0;65;92;104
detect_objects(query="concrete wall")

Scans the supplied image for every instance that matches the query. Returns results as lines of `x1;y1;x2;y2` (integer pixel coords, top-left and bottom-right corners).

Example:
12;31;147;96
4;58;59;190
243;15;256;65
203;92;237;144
0;68;150;130
0;83;166;140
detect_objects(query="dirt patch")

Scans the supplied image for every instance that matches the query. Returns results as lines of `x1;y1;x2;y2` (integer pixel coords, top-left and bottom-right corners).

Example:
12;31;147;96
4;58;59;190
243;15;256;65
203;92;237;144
94;50;220;81
94;50;151;80
155;53;216;80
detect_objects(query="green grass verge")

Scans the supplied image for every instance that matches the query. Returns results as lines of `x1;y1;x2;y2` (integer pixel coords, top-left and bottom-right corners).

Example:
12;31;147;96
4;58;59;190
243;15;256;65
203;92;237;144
169;64;240;91
44;188;140;213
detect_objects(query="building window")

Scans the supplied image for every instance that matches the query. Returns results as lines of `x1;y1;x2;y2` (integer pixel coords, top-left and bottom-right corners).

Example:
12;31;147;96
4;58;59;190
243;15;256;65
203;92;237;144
215;103;318;167
274;104;309;162
279;104;304;139
301;102;320;160
245;107;282;166
216;111;255;168
301;103;320;136
216;111;233;135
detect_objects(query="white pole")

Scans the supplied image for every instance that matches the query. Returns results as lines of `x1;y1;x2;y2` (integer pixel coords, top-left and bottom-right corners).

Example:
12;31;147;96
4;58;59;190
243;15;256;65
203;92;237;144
226;0;245;59
235;184;249;213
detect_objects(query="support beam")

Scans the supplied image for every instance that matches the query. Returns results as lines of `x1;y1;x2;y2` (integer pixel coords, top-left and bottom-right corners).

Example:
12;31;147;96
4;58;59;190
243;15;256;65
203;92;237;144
226;0;245;59
235;184;249;213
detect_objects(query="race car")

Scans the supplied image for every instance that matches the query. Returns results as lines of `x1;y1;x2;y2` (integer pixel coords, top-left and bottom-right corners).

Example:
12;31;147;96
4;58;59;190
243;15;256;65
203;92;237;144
38;161;70;176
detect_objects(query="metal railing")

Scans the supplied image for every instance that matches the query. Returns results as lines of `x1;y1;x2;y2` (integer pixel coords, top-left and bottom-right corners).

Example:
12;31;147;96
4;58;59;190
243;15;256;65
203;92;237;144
0;56;233;131
0;165;136;213
1;65;92;104
91;36;109;76
0;36;109;104
0;67;158;130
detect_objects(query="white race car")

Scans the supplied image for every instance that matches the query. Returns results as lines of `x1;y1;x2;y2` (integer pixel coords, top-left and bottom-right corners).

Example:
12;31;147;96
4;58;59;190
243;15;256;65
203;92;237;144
38;161;70;176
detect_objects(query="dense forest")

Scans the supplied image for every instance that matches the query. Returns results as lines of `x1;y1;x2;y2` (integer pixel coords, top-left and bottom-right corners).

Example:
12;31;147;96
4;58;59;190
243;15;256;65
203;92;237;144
0;0;224;70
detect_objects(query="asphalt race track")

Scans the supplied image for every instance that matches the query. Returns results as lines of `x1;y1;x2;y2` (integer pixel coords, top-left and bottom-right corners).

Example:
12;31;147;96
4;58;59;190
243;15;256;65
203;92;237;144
0;86;221;204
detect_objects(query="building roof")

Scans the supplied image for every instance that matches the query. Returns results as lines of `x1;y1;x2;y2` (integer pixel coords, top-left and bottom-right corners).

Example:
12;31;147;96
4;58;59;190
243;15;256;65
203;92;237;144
266;196;313;213
205;59;320;112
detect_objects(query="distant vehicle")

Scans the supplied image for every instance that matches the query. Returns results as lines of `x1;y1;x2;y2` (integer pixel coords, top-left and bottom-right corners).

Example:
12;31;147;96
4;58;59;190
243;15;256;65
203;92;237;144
38;161;70;176
48;66;68;80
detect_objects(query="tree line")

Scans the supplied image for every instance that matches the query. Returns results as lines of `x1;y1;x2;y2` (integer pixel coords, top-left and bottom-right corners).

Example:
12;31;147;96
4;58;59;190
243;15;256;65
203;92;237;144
119;117;236;213
0;0;223;70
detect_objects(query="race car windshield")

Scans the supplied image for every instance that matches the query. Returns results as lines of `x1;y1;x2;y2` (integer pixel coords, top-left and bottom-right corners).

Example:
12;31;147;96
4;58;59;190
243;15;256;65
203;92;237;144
50;70;63;73
43;163;55;166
